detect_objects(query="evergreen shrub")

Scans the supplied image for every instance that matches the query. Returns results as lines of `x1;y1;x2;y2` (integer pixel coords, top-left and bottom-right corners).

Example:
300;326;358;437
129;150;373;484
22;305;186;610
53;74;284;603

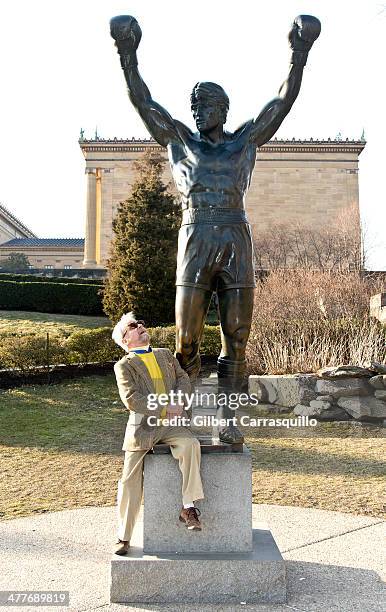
103;152;181;325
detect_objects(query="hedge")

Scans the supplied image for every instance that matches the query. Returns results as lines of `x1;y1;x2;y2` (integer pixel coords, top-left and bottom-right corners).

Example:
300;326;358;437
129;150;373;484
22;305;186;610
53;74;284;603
65;328;121;363
0;280;103;315
64;325;221;364
147;325;221;356
0;325;221;370
0;334;68;371
0;273;103;285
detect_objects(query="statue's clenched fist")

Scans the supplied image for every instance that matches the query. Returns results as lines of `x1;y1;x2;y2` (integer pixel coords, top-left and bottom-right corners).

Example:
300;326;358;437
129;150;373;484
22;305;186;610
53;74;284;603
288;15;321;54
110;15;142;54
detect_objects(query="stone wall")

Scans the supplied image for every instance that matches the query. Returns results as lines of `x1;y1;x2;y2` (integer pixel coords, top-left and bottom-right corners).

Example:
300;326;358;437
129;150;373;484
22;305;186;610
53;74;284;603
249;364;386;421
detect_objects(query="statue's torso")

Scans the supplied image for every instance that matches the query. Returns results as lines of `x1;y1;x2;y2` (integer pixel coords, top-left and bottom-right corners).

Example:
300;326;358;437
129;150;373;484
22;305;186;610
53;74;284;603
167;122;257;210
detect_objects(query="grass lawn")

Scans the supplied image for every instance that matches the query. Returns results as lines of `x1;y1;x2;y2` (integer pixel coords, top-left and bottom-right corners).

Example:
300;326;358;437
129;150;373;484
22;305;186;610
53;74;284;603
0;374;385;521
0;311;111;336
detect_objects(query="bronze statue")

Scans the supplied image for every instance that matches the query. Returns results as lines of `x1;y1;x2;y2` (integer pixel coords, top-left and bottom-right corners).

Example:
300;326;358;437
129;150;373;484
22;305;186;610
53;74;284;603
110;14;321;444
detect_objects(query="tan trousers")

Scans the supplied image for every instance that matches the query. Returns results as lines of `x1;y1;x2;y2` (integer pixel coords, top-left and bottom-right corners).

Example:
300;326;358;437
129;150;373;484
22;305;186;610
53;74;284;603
117;428;204;542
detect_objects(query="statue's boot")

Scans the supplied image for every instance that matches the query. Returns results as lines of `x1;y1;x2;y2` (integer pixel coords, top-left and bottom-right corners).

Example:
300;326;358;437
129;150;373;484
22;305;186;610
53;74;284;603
218;421;244;444
217;357;246;444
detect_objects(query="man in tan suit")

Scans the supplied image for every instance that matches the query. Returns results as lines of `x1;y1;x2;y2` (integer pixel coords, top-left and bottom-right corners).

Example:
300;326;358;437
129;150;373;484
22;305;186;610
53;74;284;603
112;312;204;555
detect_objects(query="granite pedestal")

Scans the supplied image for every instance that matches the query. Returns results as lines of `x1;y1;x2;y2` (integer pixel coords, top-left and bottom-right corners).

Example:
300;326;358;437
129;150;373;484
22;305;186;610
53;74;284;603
110;446;286;604
144;447;252;553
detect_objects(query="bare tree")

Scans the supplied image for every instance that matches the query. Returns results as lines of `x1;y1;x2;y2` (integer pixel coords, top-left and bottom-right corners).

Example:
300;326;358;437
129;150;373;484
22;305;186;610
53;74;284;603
253;203;364;271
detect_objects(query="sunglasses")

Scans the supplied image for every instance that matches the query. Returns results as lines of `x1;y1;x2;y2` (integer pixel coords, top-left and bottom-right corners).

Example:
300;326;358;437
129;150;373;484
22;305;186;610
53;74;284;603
127;319;145;329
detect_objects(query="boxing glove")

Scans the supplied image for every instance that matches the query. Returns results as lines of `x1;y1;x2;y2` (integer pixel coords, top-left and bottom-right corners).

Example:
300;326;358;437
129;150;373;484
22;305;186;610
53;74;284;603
110;15;142;55
288;15;321;66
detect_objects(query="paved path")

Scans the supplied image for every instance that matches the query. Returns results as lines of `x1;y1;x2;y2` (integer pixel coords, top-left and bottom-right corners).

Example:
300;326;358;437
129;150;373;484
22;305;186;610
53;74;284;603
1;505;384;612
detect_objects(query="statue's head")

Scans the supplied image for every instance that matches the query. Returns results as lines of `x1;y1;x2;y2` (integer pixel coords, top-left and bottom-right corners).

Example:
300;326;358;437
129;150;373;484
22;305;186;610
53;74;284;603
190;82;229;133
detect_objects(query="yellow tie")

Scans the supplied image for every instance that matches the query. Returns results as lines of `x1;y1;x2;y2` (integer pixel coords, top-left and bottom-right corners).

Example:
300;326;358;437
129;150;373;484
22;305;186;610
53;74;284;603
135;351;168;418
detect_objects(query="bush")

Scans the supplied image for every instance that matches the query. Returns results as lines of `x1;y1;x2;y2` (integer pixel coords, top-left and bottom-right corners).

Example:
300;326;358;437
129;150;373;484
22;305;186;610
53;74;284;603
0;325;221;371
0;280;103;315
248;317;386;375
148;325;221;356
0;273;103;285
0;334;69;371
247;270;386;374
65;328;121;364
201;325;222;356
65;324;221;364
0;253;30;272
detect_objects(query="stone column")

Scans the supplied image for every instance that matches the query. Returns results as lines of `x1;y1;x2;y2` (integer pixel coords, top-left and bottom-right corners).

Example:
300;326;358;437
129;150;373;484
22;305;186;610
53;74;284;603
99;168;113;266
83;169;97;266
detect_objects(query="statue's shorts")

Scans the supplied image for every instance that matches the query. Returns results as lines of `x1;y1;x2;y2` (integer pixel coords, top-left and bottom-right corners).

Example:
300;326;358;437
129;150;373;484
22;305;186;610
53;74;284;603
176;211;256;292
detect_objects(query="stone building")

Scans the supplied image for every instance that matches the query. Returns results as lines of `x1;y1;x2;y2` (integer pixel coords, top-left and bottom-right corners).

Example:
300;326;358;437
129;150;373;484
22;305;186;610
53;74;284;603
79;137;366;270
0;203;85;272
0;136;366;273
0;203;36;245
0;238;84;271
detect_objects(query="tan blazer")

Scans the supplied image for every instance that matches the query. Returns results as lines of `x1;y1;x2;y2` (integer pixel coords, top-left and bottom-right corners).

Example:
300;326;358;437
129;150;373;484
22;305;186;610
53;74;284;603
114;348;192;451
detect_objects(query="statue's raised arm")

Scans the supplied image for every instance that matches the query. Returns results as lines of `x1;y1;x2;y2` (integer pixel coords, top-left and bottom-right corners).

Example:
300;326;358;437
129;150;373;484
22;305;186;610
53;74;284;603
249;15;321;147
110;16;186;147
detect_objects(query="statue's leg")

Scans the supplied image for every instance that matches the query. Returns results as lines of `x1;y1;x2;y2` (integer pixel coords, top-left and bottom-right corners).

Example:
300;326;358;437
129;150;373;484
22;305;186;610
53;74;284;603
216;287;255;443
175;285;213;381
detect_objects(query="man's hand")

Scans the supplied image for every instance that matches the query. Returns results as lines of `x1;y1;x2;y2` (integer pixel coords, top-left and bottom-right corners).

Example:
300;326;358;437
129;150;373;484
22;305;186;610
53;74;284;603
288;15;321;65
110;15;142;55
166;399;185;419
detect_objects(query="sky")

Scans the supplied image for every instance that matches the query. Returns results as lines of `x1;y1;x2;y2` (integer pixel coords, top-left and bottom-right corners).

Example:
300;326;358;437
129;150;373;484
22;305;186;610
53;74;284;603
0;0;385;269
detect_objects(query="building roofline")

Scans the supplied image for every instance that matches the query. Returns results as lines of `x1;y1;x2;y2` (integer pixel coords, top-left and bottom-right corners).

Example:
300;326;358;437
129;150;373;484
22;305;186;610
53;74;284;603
0;246;84;251
79;136;366;144
0;203;37;238
79;137;366;157
0;238;84;250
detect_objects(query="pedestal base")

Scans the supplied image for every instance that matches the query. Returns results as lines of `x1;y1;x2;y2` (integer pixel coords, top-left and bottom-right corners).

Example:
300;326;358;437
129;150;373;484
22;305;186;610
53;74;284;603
110;527;286;604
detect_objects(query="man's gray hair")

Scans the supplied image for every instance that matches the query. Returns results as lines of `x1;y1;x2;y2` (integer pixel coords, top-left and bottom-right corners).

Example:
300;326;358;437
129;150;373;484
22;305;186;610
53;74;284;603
112;312;136;352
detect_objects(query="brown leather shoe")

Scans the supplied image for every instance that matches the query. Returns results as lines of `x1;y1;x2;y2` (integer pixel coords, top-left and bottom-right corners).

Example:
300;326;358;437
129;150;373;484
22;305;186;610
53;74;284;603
179;507;202;530
114;539;129;555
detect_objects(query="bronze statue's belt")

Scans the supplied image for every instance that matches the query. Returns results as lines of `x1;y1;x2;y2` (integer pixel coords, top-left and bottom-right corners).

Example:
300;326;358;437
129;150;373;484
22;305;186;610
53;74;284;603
181;208;248;225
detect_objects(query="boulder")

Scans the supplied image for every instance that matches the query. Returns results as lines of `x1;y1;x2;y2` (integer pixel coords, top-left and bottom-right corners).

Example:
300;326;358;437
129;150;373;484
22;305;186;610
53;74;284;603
248;375;317;408
309;400;332;411
369;375;386;390
315;395;334;402
298;375;318;403
316;378;371;399
316;406;353;421
293;404;321;417
317;365;374;379
370;362;386;375
248;376;278;403
337;396;386;419
374;390;386;401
